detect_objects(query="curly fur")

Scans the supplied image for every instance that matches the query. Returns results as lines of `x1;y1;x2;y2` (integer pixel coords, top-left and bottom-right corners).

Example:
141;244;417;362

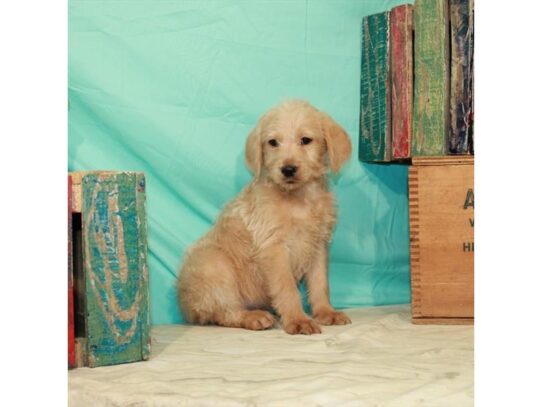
177;100;352;334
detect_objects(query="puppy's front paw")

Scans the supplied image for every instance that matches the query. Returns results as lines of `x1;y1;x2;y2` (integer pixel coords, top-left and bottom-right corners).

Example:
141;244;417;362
241;310;276;330
283;318;322;335
314;310;351;326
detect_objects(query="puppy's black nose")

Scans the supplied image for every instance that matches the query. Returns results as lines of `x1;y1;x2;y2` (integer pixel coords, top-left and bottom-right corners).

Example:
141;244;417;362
281;165;297;178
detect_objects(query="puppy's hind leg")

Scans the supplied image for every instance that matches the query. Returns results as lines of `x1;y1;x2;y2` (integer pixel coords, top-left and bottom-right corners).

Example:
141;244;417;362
178;247;275;330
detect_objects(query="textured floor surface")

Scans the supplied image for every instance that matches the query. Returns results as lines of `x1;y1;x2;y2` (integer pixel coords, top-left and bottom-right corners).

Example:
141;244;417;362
68;305;474;406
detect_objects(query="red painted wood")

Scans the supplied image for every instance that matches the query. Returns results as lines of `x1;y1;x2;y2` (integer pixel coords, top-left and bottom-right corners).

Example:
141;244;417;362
68;175;75;368
390;4;413;159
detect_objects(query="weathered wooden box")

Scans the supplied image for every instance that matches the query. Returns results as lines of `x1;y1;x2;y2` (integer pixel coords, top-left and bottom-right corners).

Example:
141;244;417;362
408;156;474;324
69;171;151;367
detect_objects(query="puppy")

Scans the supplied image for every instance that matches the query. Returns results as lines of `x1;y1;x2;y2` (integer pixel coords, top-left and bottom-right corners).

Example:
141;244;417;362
177;100;352;334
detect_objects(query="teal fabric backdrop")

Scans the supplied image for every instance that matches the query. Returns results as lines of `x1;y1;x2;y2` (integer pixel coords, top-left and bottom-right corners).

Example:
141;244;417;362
69;0;412;325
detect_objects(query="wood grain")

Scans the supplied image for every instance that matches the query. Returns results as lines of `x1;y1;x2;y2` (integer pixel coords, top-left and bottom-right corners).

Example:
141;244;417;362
412;0;450;156
136;173;151;361
68;175;76;368
79;171;150;367
411;155;474;166
468;0;474;154
412;317;473;325
409;163;474;321
390;4;413;159
74;338;88;368
359;11;391;162
449;0;474;154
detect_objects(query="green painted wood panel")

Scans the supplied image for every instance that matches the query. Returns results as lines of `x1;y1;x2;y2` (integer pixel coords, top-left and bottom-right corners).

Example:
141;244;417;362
359;11;391;162
82;172;150;367
412;0;450;156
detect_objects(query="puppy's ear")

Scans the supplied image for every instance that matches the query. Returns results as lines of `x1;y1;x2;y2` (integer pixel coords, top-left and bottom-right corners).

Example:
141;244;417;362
245;121;263;177
320;112;352;174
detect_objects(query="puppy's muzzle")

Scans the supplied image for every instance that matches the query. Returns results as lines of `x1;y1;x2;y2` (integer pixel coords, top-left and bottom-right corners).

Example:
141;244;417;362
281;165;298;178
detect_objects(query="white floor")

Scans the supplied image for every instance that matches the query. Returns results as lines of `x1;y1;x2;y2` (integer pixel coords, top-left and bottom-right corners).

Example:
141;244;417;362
68;305;473;407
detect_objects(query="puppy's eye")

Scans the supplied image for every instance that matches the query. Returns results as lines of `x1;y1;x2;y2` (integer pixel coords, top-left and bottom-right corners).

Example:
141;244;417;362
301;137;312;145
268;139;278;147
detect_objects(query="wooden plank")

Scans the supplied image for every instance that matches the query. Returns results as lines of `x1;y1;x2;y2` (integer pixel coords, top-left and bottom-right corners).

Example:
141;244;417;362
409;164;474;320
412;155;474;166
449;0;474;154
68;175;76;369
71;170;123;185
136;173;151;361
412;317;473;325
71;171;121;213
72;182;82;213
468;0;474;154
390;4;413;159
72;208;87;363
409;168;423;319
74;338;88;368
412;0;450;156
81;172;150;367
359;11;391;162
71;171;83;213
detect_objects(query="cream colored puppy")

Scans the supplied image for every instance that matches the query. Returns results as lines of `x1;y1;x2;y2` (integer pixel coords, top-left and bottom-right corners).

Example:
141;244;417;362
178;100;352;334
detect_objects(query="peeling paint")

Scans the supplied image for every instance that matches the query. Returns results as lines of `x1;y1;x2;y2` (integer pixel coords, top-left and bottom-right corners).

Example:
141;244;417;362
81;172;150;367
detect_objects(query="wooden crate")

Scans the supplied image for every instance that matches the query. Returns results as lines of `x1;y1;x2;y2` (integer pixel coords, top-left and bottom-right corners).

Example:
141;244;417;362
408;156;474;324
69;171;151;367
